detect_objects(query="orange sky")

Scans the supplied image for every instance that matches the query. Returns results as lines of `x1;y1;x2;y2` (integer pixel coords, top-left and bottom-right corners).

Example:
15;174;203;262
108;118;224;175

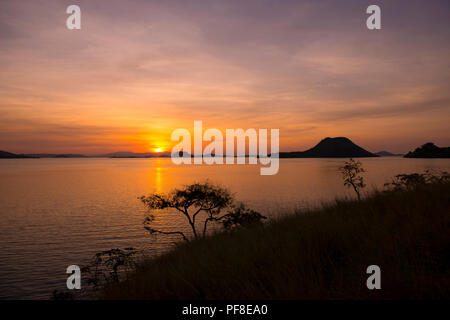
1;0;449;154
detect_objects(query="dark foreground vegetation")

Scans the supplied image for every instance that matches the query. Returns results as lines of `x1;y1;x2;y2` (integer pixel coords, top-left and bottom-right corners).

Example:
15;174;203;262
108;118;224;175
101;176;449;300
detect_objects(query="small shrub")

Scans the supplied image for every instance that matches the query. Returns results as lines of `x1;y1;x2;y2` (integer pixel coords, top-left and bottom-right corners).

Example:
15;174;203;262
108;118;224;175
384;169;449;190
339;158;366;200
81;248;138;290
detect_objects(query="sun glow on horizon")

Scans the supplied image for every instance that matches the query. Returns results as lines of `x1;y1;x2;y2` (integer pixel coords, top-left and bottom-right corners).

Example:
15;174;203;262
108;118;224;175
155;148;163;153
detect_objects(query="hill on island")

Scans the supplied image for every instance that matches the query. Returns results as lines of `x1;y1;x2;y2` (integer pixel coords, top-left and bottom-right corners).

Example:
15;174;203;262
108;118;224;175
279;137;378;158
0;150;32;158
0;151;89;158
404;142;450;158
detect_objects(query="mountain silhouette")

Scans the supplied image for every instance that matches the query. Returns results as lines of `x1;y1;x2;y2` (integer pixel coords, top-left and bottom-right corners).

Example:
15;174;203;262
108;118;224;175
404;143;450;158
0;150;31;158
279;137;378;158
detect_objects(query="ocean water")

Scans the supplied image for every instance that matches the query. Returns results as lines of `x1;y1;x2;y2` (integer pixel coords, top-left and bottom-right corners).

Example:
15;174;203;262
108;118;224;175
0;157;449;299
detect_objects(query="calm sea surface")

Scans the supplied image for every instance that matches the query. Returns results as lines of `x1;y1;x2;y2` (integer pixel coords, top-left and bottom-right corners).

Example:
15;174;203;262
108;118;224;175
0;157;449;299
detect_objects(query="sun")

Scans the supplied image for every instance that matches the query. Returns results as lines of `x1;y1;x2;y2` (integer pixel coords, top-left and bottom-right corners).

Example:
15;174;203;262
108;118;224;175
155;148;163;153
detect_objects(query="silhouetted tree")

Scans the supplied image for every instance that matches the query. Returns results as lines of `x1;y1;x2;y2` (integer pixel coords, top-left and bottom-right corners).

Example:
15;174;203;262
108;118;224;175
339;158;366;200
140;182;266;241
221;203;267;231
81;248;138;289
384;169;449;190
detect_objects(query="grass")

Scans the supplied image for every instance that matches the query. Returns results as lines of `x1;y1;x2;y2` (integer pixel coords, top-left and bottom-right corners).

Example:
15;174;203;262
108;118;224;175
101;182;450;299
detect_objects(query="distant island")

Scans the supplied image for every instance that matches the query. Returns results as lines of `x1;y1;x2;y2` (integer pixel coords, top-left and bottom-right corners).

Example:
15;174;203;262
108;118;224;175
100;151;172;158
0;151;88;158
0;150;32;158
404;142;450;158
0;150;170;159
0;138;380;159
3;139;449;159
375;151;404;157
278;137;378;158
26;154;87;158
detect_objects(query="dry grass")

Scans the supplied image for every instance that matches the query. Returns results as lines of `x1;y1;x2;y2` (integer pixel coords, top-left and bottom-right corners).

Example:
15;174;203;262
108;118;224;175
102;182;450;299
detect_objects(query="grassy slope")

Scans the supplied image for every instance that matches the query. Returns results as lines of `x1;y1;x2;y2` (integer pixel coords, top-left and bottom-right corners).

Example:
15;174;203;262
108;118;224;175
102;183;450;299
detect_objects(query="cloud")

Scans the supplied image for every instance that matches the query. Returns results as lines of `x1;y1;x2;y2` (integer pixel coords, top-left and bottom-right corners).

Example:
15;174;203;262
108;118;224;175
0;0;449;153
314;98;450;122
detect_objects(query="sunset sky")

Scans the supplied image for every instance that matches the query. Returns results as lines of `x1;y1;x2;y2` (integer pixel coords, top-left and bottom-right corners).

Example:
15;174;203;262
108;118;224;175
0;0;449;154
